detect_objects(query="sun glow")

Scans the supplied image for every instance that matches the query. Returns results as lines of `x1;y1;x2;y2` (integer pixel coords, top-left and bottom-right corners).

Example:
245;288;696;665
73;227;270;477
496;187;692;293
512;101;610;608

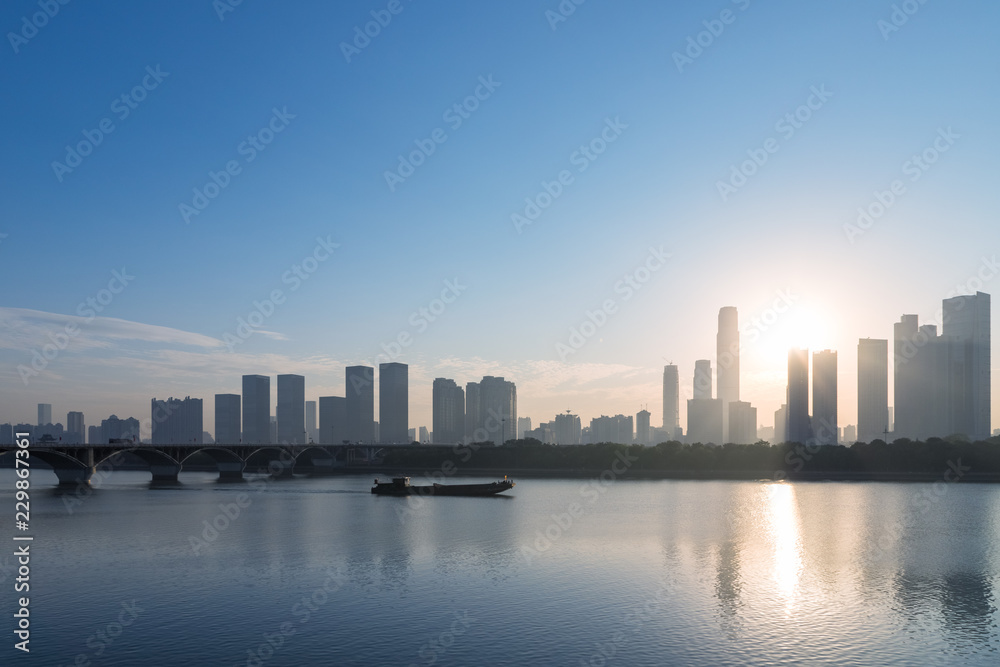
754;305;837;368
767;483;803;614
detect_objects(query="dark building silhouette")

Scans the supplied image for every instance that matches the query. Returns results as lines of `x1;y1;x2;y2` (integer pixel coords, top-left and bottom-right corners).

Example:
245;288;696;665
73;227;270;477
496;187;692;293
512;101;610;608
786;348;811;443
214;394;241;444
379;363;409;444
662;364;680;438
346;365;375;443
277;374;306;444
858;338;888;443
319;396;347;444
242;374;271;444
717;306;740;442
151;396;203;445
812;350;838;445
432;378;465;444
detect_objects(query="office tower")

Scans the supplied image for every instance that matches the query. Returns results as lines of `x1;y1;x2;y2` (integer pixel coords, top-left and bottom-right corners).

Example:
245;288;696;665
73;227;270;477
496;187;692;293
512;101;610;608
305;401;317;444
636;409;651;445
728;401;757;445
812;350;838;445
662;364;679;432
717;306;740;442
379;363;408;444
843;424;857;444
774;404;787;444
516;417;532;440
590;415;634;444
276;374;306;444
346;366;375;443
894;314;920;440
432;378;465;444
100;415;141;444
319;396;347;444
215;394;241;444
858;338;889;443
465;382;480;441
942;292;991;440
151;397;204;445
87;425;99;444
418;426;429;443
478;376;517;446
693;360;713;400
37;403;52;426
686;398;723;444
408;428;416;442
554;412;582;444
242;375;271;444
66;411;85;444
786;348;811;443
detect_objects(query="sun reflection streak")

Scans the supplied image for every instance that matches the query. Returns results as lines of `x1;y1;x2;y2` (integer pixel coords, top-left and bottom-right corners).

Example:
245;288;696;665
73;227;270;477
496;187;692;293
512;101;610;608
767;483;803;614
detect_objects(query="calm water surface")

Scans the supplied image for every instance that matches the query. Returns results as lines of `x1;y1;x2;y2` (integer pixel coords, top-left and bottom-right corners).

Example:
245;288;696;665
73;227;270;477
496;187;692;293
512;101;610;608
1;469;999;666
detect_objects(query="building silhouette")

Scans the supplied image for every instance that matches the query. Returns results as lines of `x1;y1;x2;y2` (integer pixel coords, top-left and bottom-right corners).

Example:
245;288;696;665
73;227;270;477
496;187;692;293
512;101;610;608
636;409;651;445
943;292;991;440
591;414;633;443
516;417;531;440
554;412;582;444
66;411;85;444
214;394;241;444
151;397;203;445
717;306;740;443
319;396;347;444
728;401;757;445
242;375;271;444
812;350;838;445
346;365;375;443
305;400;317;444
662;364;680;438
693;359;713;400
858;338;889;443
773;404;787;444
465;381;480;441
37;403;52;426
786;348;811;444
98;415;140;444
432;378;465;444
277;374;305;444
477;376;517;445
379;362;409;444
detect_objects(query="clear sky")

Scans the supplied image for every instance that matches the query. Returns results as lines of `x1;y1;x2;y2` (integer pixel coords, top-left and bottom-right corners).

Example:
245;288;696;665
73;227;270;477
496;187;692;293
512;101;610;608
2;0;998;437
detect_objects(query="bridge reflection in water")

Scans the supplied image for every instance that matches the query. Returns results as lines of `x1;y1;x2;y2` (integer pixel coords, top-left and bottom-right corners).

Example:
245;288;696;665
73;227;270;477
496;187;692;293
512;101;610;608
0;444;391;484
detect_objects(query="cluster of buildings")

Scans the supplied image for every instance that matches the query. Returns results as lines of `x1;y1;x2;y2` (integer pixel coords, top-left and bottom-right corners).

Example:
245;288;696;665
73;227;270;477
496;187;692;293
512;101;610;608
1;292;991;448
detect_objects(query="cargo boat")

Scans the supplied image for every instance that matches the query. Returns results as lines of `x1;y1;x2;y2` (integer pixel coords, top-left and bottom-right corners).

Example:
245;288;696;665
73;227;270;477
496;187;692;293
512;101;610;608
371;476;515;496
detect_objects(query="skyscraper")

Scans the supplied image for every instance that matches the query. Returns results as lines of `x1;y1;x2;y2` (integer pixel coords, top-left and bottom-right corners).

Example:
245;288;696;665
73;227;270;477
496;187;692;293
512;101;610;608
151;397;203;445
717;306;740;442
277;374;305;444
379;362;409;444
773;404;787;444
786;348;811;444
693;360;712;400
242;375;271;444
858;338;889;443
66;411;85;444
37;403;52;426
893;314;920;440
215;394;241;444
686;398;723;445
590;415;633;444
812;350;838;445
305;400;317;444
662;364;679;434
319;396;347;444
728;401;757;445
636;409;651;445
478;376;517;445
554;412;582;444
465;381;480;441
942;292;991;440
346;366;375;443
432;378;465;444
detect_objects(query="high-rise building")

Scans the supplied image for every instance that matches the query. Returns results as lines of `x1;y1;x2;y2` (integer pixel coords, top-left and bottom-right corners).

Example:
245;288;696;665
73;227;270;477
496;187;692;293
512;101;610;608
346;366;375;443
65;411;85;444
242;375;271;444
843;424;857;443
432;378;465;444
37;403;52;426
687;398;723;445
100;415;141;444
276;374;306;444
319;396;347;444
786;348;811;443
590;415;633;444
305;400;317;444
942;292;991;440
893;314;920;440
728;401;757;445
773;404;787;444
465;382;480;441
215;394;241;444
636;409;651;445
554;412;582;444
693;360;712;400
812;350;838;445
151;397;203;445
478;376;517;446
662;364;679;432
418;426;430;443
379;363;408;444
858;338;889;443
516;417;532;440
717;306;740;442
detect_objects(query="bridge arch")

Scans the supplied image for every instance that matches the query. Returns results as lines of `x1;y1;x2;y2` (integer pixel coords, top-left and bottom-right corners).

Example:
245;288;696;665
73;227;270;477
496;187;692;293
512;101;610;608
0;447;91;485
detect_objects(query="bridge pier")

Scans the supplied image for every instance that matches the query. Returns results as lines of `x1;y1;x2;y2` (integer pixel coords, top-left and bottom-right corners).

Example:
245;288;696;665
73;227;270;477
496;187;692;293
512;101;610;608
149;464;181;482
217;461;244;482
54;466;94;486
269;460;295;478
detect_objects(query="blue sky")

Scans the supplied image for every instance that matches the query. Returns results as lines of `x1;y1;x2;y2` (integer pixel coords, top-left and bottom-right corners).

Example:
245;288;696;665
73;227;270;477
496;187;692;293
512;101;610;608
2;0;998;436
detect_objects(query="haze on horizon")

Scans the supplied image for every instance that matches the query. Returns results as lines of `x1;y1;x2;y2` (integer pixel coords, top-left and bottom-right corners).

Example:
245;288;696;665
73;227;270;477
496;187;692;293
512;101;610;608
2;0;998;436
